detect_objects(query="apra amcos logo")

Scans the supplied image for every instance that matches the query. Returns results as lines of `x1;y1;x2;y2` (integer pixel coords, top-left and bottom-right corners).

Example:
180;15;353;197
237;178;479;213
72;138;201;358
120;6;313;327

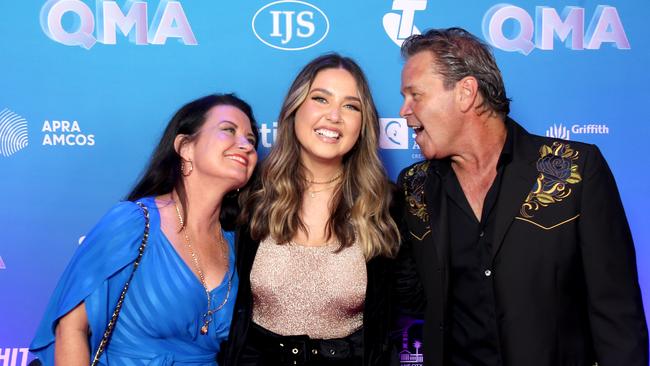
42;119;96;146
252;0;329;51
383;0;427;47
0;108;28;157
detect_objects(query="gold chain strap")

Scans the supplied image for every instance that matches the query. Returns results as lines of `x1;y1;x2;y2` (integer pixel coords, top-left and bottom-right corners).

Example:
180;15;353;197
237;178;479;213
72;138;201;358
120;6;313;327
90;201;150;366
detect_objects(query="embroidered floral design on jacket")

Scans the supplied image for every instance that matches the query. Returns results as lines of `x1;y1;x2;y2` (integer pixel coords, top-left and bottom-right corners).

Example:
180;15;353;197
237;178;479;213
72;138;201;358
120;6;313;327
520;142;582;218
403;161;430;223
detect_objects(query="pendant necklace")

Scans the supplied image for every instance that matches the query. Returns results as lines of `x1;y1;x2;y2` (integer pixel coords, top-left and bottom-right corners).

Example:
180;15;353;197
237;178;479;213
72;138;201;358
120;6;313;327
174;201;231;335
306;172;342;198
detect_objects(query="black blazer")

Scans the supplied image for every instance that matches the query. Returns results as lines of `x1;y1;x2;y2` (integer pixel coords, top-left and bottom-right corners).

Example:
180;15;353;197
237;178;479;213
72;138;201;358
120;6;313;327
395;118;648;366
223;225;394;366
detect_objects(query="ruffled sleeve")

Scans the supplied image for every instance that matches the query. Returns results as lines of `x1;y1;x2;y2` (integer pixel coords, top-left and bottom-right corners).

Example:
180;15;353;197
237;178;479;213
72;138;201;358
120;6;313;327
30;200;149;365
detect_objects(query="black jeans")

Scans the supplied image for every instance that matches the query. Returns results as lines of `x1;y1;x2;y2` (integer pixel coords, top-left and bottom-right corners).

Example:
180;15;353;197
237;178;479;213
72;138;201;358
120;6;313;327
239;322;364;366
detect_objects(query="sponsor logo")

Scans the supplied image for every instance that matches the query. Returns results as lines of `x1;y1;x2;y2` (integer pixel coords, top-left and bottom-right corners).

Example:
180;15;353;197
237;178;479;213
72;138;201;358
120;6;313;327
252;0;329;51
259;118;424;160
0;256;5;270
383;0;427;46
40;0;197;49
546;123;570;140
482;5;630;55
0;348;30;366
545;123;610;140
398;318;424;365
42;119;96;146
379;118;409;149
259;121;277;148
379;117;423;160
0;108;28;157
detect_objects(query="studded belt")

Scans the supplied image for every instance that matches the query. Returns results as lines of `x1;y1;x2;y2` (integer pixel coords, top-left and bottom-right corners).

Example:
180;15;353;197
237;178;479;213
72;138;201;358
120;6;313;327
247;322;363;365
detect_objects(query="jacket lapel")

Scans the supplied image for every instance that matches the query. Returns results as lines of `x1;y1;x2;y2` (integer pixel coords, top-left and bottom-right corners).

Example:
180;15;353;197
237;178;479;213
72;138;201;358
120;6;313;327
424;162;450;294
490;120;540;261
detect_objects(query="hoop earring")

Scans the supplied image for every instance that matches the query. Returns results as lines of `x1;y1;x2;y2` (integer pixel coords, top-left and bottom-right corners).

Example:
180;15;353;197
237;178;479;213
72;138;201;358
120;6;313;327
181;159;193;176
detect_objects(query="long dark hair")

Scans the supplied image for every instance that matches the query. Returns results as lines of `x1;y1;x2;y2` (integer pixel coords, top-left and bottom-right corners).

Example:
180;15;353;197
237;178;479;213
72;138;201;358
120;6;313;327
127;93;259;230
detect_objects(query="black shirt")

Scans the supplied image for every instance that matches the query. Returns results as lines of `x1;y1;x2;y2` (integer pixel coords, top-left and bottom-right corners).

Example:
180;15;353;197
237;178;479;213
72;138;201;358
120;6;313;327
443;124;513;366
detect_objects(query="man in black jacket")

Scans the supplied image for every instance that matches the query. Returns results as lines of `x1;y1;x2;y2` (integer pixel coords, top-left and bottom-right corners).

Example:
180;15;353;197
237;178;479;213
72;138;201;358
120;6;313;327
395;27;648;366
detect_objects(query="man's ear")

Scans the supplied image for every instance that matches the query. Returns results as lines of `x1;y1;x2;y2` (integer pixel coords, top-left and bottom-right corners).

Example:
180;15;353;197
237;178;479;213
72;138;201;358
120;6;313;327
456;76;479;113
174;134;193;161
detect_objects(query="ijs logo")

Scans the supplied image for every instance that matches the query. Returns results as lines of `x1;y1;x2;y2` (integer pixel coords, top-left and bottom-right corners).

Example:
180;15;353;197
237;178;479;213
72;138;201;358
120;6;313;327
40;0;197;49
546;123;610;140
482;4;630;55
383;0;427;47
0;108;28;157
252;1;329;51
379;118;409;149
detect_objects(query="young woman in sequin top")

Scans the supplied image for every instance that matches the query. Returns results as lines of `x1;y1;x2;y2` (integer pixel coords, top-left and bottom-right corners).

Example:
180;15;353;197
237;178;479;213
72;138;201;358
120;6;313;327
224;54;400;366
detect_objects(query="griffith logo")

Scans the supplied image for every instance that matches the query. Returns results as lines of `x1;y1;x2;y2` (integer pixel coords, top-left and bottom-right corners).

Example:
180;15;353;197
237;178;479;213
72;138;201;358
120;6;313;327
383;0;427;46
0;108;28;157
546;123;570;140
252;0;329;51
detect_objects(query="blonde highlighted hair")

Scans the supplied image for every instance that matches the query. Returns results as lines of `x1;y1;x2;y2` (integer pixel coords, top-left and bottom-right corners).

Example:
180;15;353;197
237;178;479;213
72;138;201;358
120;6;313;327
243;53;399;260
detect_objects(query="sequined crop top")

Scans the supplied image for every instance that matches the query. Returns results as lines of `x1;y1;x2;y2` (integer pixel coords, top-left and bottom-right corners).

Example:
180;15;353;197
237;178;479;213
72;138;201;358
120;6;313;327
250;236;367;339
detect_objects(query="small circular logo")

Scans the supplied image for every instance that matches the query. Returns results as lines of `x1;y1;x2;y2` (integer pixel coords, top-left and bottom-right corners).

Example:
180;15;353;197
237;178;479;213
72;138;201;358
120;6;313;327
252;0;330;51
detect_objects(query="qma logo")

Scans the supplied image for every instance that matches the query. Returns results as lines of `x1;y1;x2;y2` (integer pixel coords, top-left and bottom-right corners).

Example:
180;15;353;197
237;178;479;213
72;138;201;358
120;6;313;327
0;108;28;157
252;0;329;51
482;5;630;55
40;0;197;49
42;119;96;146
0;348;29;366
545;123;610;140
383;0;427;47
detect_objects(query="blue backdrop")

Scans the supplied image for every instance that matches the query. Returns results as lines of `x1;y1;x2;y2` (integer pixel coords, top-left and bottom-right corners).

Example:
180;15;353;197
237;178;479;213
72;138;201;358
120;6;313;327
1;1;649;364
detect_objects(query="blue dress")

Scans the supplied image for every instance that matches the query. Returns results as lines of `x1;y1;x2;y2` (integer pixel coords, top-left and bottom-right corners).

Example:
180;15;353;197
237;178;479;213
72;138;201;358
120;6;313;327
30;197;238;365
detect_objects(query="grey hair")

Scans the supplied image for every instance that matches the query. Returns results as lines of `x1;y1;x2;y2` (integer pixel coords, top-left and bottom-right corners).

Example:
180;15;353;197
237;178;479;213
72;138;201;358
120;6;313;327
401;27;511;117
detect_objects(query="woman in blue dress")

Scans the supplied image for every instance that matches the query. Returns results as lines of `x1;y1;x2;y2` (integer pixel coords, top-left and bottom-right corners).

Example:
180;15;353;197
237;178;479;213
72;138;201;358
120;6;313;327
30;94;259;366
